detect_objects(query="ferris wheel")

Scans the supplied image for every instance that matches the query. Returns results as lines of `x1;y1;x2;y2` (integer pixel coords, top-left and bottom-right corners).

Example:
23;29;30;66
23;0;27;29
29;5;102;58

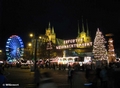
6;35;24;62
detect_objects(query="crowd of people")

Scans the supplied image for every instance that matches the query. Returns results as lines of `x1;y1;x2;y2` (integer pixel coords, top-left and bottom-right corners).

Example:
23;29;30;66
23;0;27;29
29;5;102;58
1;61;120;88
84;62;120;88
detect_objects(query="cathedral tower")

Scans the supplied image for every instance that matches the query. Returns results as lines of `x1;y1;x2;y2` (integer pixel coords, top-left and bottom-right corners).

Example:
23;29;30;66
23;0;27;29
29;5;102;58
86;19;91;42
45;22;56;44
77;18;91;44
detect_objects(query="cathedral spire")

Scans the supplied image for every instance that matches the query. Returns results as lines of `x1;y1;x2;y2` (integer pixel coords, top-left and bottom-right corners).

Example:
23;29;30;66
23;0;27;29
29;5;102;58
82;16;85;32
52;26;55;34
78;20;80;35
86;19;89;36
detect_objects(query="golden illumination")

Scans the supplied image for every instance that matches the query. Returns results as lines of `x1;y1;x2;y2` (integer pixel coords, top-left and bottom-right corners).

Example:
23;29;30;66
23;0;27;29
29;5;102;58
0;50;2;53
30;33;34;37
56;42;92;49
39;36;41;39
28;43;32;47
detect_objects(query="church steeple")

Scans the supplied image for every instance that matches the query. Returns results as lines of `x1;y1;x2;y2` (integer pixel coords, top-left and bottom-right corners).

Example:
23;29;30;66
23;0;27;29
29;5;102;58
52;26;55;34
86;19;89;36
82;16;85;32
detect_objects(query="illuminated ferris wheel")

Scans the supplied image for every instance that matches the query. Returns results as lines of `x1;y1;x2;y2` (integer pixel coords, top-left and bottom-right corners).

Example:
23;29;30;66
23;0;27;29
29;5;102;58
6;35;24;62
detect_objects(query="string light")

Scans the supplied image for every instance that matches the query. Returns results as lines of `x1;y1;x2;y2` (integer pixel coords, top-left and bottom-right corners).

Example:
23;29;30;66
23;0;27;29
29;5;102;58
56;42;92;49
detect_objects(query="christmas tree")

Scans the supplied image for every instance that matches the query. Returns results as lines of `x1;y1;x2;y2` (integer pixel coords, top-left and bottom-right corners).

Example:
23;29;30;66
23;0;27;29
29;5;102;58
92;28;107;60
108;38;116;63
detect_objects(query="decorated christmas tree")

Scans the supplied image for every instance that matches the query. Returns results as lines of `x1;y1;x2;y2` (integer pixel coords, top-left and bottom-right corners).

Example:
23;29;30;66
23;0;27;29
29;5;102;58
92;28;107;60
108;38;116;63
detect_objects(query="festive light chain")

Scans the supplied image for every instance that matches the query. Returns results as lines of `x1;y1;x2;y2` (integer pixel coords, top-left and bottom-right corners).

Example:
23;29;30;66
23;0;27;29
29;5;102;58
56;42;92;49
63;39;85;44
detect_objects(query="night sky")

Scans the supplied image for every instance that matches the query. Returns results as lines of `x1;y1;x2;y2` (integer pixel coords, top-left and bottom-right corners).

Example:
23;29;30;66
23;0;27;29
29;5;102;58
0;0;120;50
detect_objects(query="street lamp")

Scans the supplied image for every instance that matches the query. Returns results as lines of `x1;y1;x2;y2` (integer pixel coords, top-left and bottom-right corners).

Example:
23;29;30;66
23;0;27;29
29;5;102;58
28;43;32;59
29;33;43;71
28;43;32;47
0;50;2;53
39;36;41;39
30;33;34;38
29;33;38;71
29;33;34;60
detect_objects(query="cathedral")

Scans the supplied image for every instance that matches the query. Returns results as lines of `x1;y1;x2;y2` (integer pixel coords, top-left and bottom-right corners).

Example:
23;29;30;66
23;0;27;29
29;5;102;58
77;19;91;44
75;19;92;55
26;19;93;60
45;22;56;44
45;19;91;45
44;19;92;56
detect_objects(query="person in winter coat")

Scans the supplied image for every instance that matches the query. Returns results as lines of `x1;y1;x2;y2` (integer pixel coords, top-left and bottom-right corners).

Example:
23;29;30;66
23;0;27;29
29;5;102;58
67;67;74;88
100;66;108;88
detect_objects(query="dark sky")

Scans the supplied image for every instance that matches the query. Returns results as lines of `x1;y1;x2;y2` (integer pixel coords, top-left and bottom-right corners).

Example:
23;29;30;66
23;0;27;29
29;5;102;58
0;0;120;49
